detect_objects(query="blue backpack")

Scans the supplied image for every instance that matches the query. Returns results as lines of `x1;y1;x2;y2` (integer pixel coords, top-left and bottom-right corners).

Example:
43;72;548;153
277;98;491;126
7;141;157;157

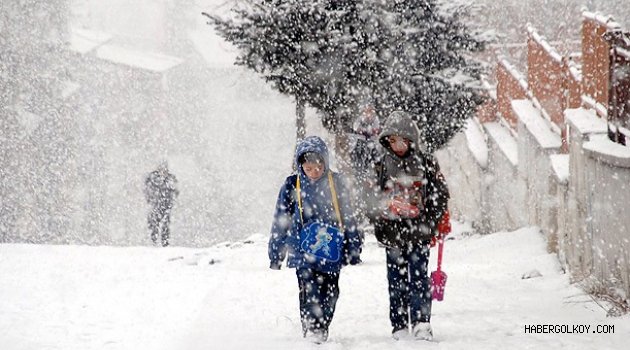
296;172;345;269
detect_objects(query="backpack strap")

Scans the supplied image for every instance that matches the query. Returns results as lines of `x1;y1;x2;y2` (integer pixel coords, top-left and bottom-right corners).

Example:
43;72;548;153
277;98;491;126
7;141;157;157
296;172;344;231
296;175;304;224
328;172;344;232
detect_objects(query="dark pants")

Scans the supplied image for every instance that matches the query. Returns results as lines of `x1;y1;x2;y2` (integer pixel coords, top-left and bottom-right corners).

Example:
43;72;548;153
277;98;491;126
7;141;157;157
386;243;431;332
296;268;340;335
148;205;171;247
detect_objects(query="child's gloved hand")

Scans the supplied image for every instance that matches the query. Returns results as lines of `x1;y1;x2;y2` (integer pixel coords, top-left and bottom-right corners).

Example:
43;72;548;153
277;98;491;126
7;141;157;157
269;261;282;270
431;210;451;248
437;210;451;236
387;197;420;219
347;256;362;265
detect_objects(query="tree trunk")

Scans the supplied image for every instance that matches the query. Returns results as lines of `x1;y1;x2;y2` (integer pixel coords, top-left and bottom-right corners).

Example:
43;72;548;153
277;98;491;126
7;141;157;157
292;97;306;171
296;96;306;143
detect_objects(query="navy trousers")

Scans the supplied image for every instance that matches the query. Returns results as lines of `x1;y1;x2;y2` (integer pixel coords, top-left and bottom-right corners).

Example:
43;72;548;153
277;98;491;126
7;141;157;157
386;243;432;331
296;268;340;334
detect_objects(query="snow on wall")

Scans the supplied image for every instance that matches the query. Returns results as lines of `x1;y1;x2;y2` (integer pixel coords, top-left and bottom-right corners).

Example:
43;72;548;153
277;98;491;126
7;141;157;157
438;119;526;233
560;108;630;300
564;112;599;276
563;107;630;297
483;122;526;231
514;99;563;252
527;24;563;63
582;10;622;31
512;99;562;149
565;107;608;135
499;58;528;92
463;118;489;169
436;131;485;231
484;122;518;166
444;103;630;301
550;154;570;185
583;134;630;166
443;99;572;248
582;135;630;297
581;95;608;118
558;108;607;276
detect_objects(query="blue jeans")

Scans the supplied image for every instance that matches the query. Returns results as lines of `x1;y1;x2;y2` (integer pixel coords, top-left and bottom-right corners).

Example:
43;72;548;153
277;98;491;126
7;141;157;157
386;243;431;331
296;268;340;334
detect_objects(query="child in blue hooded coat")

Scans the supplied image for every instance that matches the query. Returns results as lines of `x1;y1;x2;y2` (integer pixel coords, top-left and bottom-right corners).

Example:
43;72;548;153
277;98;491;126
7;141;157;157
268;135;362;343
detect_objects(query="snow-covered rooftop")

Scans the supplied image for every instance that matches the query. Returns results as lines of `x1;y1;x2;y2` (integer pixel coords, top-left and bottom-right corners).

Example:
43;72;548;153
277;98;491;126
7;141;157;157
511;99;562;150
484;122;518;166
189;29;239;69
69;28;112;55
95;44;183;72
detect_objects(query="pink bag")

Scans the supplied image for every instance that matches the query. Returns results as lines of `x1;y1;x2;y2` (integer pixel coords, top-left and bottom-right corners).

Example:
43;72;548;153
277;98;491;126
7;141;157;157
431;237;447;301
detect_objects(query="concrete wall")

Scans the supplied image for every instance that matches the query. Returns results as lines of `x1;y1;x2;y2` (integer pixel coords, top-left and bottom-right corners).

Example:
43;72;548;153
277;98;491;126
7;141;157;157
562;107;630;299
439;11;630;305
438;118;527;234
563;110;605;277
484;122;526;231
585;142;630;296
440;106;630;302
437;127;486;231
583;139;630;299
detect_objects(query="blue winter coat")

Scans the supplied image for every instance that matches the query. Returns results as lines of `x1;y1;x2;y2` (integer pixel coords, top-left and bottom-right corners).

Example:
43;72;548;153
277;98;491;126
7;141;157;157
268;136;362;272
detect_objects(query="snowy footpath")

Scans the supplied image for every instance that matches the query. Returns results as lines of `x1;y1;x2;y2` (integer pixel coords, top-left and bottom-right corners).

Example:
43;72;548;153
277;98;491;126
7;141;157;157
1;225;628;350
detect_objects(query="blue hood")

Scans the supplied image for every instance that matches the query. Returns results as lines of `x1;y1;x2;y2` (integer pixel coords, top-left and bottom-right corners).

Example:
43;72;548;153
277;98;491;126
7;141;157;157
295;136;330;176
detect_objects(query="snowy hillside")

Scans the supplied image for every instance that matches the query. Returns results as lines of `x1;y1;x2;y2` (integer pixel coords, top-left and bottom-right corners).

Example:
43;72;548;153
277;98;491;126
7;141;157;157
1;225;627;350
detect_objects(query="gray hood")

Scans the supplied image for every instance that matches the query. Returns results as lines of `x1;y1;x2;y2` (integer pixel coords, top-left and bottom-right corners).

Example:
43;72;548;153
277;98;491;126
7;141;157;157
378;111;426;156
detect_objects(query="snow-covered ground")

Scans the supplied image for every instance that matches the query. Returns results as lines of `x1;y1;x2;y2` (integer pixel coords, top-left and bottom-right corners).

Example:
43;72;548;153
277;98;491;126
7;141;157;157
1;225;627;350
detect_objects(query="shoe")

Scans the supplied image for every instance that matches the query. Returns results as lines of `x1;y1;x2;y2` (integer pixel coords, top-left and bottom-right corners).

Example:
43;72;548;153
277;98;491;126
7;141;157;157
392;327;409;341
412;322;433;341
304;329;328;344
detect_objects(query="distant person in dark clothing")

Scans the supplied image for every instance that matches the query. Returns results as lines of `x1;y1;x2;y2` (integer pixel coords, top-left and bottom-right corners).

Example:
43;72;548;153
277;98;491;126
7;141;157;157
144;162;179;247
349;104;382;225
350;104;381;182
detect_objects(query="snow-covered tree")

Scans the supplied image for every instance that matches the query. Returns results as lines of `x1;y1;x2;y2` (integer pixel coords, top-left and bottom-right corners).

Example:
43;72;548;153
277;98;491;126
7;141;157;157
369;0;486;151
207;0;485;151
206;0;367;134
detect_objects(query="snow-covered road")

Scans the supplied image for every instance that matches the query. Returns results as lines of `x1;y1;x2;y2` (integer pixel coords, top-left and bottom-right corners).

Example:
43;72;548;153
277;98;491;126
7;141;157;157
1;225;628;350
